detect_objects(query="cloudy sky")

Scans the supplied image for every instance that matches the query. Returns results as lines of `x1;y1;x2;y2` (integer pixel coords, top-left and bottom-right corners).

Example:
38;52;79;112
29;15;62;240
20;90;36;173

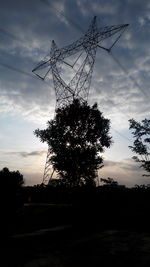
0;0;150;186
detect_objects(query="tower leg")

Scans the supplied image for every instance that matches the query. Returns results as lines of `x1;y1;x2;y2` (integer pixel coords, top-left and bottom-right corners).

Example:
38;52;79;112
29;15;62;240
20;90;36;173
42;148;54;184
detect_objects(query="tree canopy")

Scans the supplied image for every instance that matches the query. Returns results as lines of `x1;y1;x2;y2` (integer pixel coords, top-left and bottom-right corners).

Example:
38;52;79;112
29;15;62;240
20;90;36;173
129;118;150;176
35;99;112;186
0;167;24;188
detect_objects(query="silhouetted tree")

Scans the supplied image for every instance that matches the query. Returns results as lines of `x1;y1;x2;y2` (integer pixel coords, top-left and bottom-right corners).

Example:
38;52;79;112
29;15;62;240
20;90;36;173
0;167;24;235
129;118;150;176
0;167;24;189
34;99;112;186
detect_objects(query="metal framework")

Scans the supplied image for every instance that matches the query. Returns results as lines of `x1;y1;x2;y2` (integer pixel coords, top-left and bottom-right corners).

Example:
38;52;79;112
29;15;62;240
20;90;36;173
32;16;129;184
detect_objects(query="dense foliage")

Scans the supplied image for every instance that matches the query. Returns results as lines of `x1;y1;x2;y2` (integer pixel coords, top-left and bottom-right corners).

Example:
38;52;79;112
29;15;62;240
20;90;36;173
1;167;24;235
34;99;112;186
129;118;150;176
0;167;24;189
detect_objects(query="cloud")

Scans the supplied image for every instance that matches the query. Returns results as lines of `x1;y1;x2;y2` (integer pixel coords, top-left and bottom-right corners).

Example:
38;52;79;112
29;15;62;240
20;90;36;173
1;0;150;186
99;157;146;187
120;158;139;171
104;158;141;172
0;160;9;164
3;150;47;158
1;0;150;124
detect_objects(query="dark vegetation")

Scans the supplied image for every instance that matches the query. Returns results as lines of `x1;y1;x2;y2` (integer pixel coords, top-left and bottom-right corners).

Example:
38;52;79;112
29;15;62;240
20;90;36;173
34;99;112;186
2;170;150;266
1;167;24;236
129;118;150;176
2;170;150;235
1;104;150;266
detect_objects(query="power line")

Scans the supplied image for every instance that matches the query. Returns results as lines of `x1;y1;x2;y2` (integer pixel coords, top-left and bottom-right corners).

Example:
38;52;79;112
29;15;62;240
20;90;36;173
5;6;137;157
109;51;150;102
0;4;134;145
1;1;148;108
0;26;51;86
0;62;50;86
111;127;132;143
36;2;132;119
97;102;132;143
0;26;50;85
0;27;24;44
45;0;149;105
40;0;85;33
0;50;132;145
0;62;34;78
105;98;131;120
38;2;134;144
0;64;132;144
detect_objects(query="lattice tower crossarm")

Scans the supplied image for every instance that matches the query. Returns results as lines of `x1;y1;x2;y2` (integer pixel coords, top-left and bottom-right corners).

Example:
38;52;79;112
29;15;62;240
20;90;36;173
32;17;129;108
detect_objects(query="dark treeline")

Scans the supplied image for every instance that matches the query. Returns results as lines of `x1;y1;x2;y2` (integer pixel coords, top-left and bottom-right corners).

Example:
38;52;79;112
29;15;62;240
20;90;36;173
14;180;150;234
22;181;150;205
1;166;150;236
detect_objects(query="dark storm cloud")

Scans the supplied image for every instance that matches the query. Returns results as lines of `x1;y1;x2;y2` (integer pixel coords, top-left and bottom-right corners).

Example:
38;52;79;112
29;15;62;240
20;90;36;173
0;0;150;122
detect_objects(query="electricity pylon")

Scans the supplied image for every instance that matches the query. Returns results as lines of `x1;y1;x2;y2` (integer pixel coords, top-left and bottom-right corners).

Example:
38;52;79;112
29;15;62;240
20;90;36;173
32;16;129;184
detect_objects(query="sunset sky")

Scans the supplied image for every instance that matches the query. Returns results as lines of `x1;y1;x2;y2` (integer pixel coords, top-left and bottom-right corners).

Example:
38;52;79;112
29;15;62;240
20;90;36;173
0;0;150;186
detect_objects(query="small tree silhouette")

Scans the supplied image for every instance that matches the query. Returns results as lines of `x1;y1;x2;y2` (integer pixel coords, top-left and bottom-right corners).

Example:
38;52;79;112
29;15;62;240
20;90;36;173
0;167;24;189
129;118;150;176
0;167;24;235
35;99;112;186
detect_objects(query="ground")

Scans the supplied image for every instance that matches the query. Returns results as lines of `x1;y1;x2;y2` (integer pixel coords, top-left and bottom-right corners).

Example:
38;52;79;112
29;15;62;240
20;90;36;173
4;227;150;267
2;203;150;267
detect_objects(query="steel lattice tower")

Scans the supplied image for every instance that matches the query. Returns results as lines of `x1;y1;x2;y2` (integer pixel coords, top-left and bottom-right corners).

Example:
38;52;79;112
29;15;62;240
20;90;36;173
32;16;129;184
